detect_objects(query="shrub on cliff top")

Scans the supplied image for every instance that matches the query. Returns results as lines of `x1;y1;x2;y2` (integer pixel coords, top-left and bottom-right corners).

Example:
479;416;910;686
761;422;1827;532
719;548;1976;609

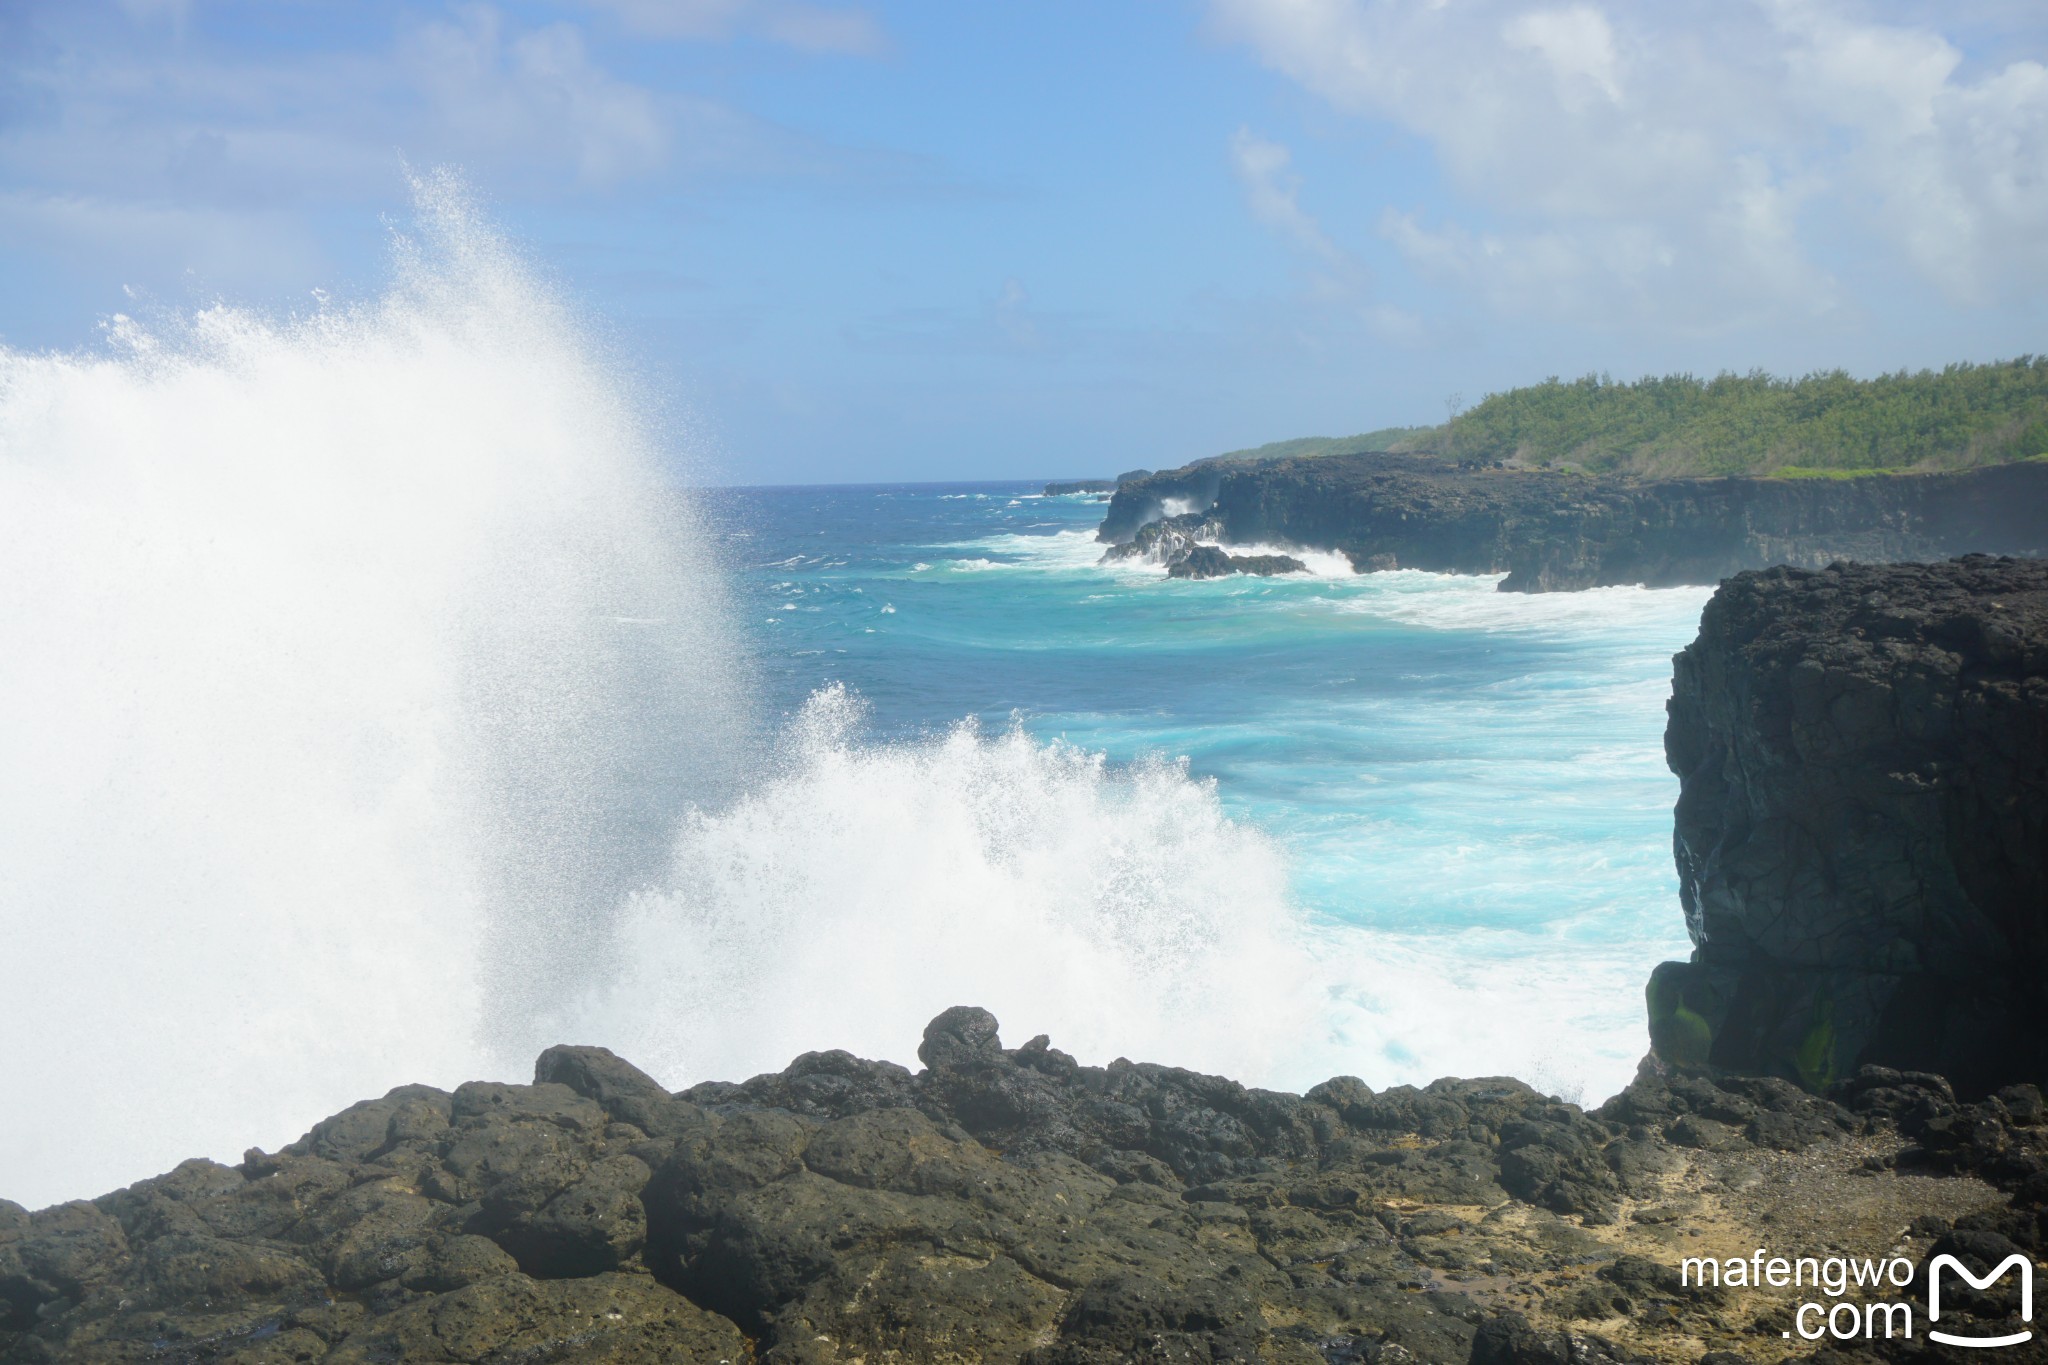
1417;356;2048;478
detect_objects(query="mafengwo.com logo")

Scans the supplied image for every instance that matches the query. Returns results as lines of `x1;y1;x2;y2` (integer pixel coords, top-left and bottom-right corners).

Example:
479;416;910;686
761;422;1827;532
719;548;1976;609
1680;1248;2034;1346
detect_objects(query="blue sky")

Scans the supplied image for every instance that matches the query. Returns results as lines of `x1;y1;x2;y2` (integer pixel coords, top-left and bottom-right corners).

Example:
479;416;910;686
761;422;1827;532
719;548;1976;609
3;1;2045;484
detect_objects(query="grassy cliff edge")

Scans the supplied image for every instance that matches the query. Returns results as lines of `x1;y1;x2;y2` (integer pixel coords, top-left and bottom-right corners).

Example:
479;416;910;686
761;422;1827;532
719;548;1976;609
1400;357;2048;479
1154;358;2048;484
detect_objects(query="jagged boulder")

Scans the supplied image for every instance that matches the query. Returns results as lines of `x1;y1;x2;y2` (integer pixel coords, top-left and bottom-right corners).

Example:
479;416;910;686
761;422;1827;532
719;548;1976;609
1167;544;1236;579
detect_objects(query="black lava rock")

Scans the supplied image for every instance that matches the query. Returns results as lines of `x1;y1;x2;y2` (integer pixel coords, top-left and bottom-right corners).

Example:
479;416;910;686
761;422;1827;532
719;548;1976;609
1652;556;2048;1096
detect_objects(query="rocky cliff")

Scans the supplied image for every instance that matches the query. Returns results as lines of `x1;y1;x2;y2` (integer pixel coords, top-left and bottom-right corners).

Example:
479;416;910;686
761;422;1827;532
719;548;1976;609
1096;455;2048;592
1652;556;2048;1097
6;1007;2047;1364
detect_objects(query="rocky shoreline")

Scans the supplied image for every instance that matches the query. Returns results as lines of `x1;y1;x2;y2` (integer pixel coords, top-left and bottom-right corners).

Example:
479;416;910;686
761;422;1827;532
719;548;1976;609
1095;454;2048;591
4;1013;2043;1364
5;558;2044;1364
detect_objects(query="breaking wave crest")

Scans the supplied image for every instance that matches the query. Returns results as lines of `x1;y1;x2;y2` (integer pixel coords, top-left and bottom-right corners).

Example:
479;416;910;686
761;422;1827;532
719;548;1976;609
0;174;748;1206
589;685;1322;1086
0;177;1335;1208
0;176;1675;1214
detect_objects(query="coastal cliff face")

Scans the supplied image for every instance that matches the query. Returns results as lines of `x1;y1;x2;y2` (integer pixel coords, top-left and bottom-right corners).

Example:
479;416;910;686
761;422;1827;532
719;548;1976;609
1096;455;2048;592
1653;556;2048;1097
7;1006;2048;1364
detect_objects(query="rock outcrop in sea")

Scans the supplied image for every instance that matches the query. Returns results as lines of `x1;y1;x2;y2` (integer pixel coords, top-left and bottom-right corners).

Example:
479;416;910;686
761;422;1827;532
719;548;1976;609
1102;516;1309;579
1164;547;1308;579
1096;454;2048;592
1652;555;2048;1097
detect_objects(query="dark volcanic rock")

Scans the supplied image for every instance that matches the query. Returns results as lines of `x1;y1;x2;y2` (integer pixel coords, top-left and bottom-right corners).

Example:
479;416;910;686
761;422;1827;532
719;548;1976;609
1651;555;2048;1095
1108;515;1309;579
9;1007;2044;1363
1469;1311;1648;1365
323;1271;748;1363
536;1043;706;1139
1228;553;1307;576
1096;453;2048;592
1167;544;1235;579
1097;467;1231;543
1102;510;1222;566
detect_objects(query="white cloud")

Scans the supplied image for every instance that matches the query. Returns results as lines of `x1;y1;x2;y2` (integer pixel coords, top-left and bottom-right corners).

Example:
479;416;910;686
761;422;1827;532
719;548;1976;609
578;0;888;55
1230;127;1347;265
1210;0;2048;323
1772;2;2048;303
400;6;667;186
1;5;677;209
0;1;930;311
1232;128;1427;344
1502;6;1621;107
0;1;917;220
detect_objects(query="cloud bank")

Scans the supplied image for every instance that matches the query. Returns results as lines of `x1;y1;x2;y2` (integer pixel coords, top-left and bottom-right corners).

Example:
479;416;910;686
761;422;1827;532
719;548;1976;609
1211;0;2048;330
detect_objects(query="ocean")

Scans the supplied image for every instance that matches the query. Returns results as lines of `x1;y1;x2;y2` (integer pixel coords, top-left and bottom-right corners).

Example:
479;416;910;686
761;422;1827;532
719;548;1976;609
0;189;1705;1210
675;482;1707;1107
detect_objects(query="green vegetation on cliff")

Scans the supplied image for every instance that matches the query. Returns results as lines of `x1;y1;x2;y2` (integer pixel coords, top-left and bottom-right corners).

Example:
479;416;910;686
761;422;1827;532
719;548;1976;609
1404;357;2048;478
1202;425;1435;466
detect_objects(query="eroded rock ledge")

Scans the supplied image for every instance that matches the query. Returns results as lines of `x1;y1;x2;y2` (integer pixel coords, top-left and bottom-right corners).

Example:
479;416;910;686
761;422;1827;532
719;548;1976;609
5;1008;2046;1364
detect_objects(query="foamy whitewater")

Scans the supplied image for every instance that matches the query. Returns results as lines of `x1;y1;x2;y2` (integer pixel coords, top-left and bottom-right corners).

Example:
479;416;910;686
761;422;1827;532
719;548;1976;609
1;186;1705;1211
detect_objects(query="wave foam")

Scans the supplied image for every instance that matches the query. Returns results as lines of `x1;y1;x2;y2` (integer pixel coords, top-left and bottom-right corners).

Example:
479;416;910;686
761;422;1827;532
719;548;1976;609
578;685;1667;1107
587;686;1321;1085
0;188;1679;1212
1338;570;1714;636
1214;539;1358;578
0;174;746;1208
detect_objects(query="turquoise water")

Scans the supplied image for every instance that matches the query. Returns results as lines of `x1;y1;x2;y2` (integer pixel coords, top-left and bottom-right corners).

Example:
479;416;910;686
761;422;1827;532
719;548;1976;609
0;199;1710;1207
700;481;1710;1102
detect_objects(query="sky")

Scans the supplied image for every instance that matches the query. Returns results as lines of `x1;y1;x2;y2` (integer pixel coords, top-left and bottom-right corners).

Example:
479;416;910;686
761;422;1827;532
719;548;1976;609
2;1;2045;485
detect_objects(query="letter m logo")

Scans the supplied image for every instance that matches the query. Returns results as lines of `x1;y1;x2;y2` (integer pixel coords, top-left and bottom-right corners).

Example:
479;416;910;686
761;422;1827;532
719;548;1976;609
1929;1253;2034;1348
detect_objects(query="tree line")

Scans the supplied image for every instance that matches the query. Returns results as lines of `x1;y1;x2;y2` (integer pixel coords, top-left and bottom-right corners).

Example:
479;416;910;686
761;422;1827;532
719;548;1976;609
1401;357;2048;478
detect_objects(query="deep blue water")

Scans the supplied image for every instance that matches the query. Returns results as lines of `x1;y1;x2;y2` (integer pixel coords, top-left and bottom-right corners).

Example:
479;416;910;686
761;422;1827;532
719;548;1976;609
699;481;1711;1100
